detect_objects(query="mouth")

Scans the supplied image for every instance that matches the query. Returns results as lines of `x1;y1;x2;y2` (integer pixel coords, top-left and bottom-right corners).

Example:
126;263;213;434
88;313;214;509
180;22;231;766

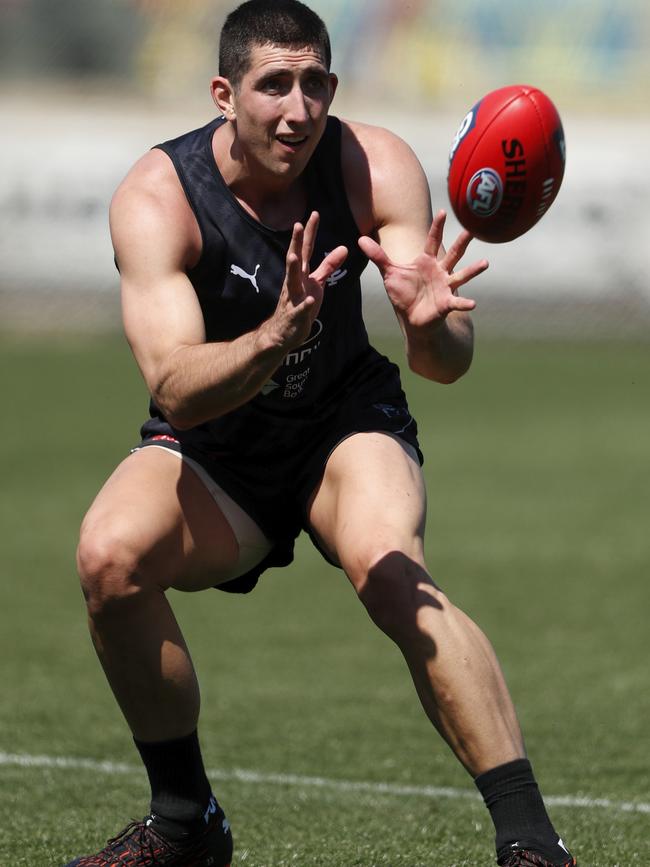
276;133;309;152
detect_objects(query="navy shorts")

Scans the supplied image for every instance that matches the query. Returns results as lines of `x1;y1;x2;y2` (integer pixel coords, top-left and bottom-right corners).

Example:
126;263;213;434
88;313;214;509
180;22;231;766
138;373;423;594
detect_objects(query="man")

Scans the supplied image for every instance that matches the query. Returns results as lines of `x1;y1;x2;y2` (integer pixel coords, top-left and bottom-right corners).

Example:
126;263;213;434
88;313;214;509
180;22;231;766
63;1;577;865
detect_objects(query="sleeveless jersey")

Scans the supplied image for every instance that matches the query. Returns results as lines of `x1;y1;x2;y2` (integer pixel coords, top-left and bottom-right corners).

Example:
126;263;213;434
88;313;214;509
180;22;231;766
142;115;404;460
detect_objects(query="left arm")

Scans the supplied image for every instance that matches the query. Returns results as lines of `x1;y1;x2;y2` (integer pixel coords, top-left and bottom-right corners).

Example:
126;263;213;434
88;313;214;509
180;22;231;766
343;122;488;383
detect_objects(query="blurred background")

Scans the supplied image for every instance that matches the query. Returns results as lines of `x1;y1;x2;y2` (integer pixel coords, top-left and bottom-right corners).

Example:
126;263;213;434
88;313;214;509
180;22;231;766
1;0;649;337
2;6;649;863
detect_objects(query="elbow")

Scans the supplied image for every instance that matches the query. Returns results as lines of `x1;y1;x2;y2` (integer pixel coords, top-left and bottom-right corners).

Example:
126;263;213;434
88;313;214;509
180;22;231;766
152;385;228;431
151;379;197;431
433;370;464;386
154;396;195;431
157;393;204;430
433;360;471;385
150;350;208;430
164;412;197;432
407;356;470;385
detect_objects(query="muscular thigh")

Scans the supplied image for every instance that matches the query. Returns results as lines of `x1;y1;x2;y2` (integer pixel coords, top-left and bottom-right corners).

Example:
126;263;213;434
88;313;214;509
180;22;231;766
80;447;241;591
307;432;427;583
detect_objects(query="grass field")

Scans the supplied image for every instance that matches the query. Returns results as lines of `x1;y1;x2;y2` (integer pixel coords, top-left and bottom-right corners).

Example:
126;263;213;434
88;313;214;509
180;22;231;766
1;334;648;867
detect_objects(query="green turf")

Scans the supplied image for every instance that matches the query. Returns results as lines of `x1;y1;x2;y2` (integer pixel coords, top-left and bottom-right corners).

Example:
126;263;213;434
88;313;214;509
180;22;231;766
1;334;649;866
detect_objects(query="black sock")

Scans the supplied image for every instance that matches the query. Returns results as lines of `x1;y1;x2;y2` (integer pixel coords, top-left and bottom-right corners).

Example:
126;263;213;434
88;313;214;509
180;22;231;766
475;759;572;864
135;729;215;840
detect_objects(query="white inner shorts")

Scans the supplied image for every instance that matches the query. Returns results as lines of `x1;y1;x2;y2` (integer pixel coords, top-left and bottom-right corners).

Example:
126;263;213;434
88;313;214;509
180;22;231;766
143;444;273;581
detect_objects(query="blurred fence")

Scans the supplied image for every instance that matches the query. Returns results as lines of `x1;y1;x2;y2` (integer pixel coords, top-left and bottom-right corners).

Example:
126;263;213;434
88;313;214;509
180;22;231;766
1;0;649;337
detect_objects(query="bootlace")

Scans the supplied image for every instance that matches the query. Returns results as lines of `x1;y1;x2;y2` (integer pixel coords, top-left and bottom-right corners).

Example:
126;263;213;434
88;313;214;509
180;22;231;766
499;852;575;867
101;819;174;865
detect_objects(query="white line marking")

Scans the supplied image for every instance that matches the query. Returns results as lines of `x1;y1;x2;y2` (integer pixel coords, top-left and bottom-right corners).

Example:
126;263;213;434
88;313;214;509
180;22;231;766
1;751;649;815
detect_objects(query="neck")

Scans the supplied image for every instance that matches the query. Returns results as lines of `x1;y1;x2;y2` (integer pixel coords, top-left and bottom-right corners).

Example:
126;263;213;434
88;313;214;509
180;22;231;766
213;122;308;229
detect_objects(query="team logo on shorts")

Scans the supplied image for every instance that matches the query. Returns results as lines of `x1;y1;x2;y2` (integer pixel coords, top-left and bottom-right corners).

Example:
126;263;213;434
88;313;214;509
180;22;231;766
466;168;503;217
373;403;409;419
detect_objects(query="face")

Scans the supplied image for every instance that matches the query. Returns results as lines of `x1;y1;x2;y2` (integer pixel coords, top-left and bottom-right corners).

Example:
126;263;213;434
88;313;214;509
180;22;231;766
213;43;337;183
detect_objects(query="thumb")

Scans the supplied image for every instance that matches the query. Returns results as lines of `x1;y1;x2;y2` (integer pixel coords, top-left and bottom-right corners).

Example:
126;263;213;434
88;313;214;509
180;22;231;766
311;245;348;284
358;236;392;276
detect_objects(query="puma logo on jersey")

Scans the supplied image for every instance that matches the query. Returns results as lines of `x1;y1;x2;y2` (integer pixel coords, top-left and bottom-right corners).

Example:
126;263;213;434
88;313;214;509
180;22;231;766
230;263;261;292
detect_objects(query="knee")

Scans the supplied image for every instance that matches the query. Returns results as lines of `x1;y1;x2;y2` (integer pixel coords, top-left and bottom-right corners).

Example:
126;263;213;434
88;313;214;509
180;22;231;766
348;547;446;647
76;518;149;619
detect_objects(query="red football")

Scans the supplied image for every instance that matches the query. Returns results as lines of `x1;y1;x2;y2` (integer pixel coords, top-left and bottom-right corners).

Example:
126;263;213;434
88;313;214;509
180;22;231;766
447;85;566;243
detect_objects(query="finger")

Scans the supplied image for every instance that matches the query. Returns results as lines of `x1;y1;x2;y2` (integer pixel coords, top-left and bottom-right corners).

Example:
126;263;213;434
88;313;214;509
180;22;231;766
287;222;304;263
449;258;489;291
358;235;392;276
424;210;446;258
286;251;303;300
441;229;473;273
302;211;320;272
448;293;477;312
285;223;304;295
285;223;305;300
311;245;348;284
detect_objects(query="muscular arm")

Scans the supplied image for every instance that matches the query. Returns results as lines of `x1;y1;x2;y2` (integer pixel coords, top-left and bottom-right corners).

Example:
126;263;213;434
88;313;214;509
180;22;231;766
343;122;486;384
112;151;345;429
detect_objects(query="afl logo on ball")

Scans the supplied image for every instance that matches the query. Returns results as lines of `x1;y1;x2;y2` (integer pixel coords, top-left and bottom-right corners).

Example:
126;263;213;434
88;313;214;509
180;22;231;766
466;168;504;218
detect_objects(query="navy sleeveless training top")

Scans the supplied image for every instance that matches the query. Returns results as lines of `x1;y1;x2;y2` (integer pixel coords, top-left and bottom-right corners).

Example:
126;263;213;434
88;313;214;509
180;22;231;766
142;115;403;457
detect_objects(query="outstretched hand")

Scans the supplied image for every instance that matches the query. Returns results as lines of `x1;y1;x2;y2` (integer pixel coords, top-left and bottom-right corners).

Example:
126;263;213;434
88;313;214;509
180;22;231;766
268;211;348;350
358;210;488;330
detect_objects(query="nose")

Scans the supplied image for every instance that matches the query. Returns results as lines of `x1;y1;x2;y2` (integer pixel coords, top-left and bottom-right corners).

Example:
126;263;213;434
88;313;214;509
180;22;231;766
283;83;310;125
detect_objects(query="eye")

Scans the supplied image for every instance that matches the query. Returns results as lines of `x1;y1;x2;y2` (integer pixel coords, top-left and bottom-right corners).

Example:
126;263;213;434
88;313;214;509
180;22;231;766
259;77;289;96
304;75;327;94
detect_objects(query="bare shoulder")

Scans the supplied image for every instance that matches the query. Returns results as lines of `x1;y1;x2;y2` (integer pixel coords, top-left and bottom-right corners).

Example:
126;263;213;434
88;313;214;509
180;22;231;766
110;148;201;271
341;119;420;164
340;119;430;234
111;148;183;218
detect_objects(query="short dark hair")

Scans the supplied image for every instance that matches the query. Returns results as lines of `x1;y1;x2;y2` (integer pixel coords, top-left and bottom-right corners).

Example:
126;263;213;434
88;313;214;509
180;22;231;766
219;0;332;89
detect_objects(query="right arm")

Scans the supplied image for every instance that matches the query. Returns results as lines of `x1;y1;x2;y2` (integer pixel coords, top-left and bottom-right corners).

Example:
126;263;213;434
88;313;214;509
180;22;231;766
342;121;485;384
111;152;347;429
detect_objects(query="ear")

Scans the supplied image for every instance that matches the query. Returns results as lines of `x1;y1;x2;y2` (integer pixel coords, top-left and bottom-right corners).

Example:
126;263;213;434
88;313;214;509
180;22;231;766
210;76;237;120
328;73;339;103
